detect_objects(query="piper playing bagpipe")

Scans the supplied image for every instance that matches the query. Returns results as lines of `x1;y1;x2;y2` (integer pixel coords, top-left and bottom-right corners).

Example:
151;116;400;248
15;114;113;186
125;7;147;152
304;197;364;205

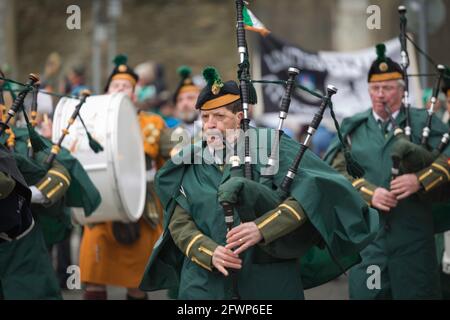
0;69;101;299
324;43;450;300
139;66;379;299
0;142;62;300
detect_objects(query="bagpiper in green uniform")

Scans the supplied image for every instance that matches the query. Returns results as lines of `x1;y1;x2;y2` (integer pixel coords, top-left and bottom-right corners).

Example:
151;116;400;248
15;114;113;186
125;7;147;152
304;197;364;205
158;66;202;160
5;126;101;246
140;67;379;299
0;124;101;299
0;143;62;299
435;69;450;299
324;45;450;299
0;73;101;298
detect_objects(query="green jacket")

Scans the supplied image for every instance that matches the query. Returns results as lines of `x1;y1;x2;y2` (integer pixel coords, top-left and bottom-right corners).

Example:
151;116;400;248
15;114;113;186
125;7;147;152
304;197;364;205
324;107;450;299
2;127;101;246
0;144;61;299
9;127;101;216
0;143;32;235
140;128;379;299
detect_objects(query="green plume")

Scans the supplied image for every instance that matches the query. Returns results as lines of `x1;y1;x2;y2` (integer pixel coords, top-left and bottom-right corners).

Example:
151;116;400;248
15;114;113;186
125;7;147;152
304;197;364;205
202;66;222;87
113;54;128;67
177;66;192;80
376;43;386;62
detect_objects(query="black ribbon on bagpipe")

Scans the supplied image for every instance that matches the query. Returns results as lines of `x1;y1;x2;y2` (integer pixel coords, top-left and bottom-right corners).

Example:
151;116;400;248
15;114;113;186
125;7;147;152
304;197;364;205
45;90;91;167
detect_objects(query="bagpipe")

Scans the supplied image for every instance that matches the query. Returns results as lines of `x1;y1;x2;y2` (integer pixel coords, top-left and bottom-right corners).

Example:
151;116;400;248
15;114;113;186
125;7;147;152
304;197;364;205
388;6;450;179
27;82;40;158
0;73;104;220
0;73;102;165
0;73;47;154
217;0;366;299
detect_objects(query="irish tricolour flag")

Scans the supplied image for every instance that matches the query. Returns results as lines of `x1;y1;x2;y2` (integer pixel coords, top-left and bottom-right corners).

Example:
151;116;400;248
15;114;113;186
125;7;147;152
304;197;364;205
243;6;270;36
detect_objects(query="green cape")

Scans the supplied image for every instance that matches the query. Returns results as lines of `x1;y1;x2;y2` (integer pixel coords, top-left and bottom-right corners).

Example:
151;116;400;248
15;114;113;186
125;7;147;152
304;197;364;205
140;128;379;293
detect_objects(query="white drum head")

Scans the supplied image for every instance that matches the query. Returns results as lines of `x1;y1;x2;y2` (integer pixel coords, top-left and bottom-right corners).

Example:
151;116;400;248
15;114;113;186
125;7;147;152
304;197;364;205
52;93;146;224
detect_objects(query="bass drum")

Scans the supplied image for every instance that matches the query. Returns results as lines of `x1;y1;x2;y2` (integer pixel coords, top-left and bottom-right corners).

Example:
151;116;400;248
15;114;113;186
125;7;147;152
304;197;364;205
52;93;146;224
444;231;450;274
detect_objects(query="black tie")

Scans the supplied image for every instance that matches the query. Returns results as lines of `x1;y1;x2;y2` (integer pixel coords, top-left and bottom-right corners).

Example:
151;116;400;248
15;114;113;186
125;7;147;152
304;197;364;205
378;120;390;136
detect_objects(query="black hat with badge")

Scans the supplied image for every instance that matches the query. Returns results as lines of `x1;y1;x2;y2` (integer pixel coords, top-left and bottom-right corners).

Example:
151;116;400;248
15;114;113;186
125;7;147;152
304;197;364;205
368;44;404;83
195;67;240;111
173;66;201;103
104;54;139;93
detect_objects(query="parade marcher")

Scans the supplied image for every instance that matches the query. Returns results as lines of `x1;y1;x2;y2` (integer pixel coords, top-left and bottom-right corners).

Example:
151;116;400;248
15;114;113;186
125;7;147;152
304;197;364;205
173;66;202;137
79;55;168;300
160;66;202;157
0;143;61;300
139;67;379;299
0;72;100;299
63;64;90;97
324;44;450;299
435;69;450;299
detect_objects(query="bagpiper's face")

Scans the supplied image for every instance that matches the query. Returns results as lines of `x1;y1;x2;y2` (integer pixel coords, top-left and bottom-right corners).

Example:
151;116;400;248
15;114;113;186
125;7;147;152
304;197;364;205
108;79;135;101
368;79;404;119
176;91;199;123
201;107;243;148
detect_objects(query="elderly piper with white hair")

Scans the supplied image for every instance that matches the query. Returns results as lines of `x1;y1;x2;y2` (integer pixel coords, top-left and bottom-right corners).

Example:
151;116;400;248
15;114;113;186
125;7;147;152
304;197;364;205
324;44;450;300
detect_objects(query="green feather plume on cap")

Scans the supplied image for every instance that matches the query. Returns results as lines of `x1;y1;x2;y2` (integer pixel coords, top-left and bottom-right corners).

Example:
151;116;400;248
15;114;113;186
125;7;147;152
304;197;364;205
203;66;223;87
376;43;387;62
113;54;128;67
203;66;223;95
177;66;192;80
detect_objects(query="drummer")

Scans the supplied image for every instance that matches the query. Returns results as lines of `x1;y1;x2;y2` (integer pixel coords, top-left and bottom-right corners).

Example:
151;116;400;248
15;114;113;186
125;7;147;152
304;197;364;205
79;55;167;300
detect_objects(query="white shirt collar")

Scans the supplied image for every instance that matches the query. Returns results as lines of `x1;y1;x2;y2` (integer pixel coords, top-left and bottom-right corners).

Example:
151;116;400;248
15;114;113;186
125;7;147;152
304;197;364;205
372;109;400;123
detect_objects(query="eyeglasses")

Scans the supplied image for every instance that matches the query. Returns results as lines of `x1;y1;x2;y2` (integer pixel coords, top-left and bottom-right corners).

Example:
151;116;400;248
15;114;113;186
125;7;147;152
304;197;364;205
369;85;399;94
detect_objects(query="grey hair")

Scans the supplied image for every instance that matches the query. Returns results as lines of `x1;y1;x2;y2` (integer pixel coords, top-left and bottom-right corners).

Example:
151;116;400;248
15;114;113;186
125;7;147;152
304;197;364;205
397;79;406;88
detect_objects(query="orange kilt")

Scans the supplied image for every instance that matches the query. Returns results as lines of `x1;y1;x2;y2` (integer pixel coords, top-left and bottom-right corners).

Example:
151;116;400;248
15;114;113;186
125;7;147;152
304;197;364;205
79;218;162;288
80;111;166;288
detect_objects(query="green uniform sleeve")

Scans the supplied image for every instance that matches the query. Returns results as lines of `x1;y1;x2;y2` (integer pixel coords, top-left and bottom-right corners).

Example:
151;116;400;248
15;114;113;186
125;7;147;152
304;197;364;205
331;149;377;205
416;154;450;193
0;171;16;199
35;160;71;207
168;205;219;271
254;197;307;245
